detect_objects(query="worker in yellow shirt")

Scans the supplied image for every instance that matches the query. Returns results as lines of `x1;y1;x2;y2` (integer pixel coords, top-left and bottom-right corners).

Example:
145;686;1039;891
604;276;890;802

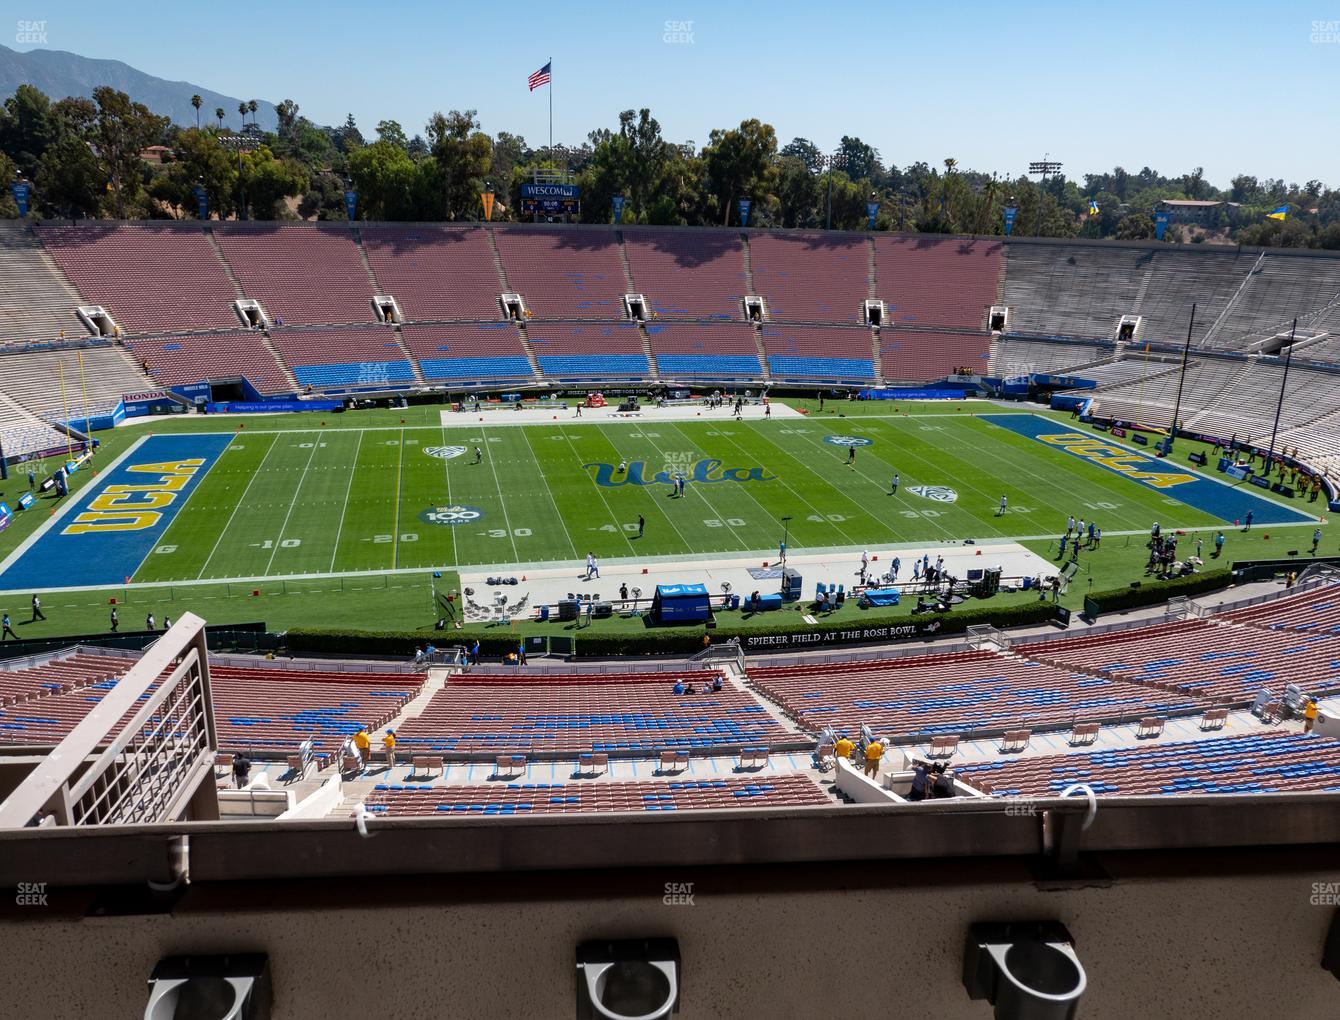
1304;698;1318;734
833;736;855;770
863;739;884;778
353;726;371;769
382;728;397;770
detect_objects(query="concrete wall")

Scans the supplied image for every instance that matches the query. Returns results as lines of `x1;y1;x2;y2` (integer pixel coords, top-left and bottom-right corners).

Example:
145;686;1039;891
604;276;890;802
5;850;1336;1019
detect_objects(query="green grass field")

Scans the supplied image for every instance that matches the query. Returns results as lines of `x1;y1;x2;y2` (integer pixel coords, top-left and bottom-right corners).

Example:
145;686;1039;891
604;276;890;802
132;410;1240;580
0;399;1328;640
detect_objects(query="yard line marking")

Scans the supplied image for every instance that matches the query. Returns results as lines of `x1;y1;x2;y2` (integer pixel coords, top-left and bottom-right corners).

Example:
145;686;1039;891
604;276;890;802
480;427;520;561
437;421;459;568
519;425;580;560
632;425;754;547
558;426;641;555
197;433;281;579
661;421;788;539
264;434;322;575
392;428;406;569
328;430;365;573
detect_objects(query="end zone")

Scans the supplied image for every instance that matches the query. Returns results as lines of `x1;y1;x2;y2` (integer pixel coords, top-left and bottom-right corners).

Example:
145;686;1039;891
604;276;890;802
0;433;234;592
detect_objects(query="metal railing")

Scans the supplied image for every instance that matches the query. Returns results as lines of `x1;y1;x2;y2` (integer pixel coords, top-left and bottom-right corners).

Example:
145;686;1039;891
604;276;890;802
0;614;216;829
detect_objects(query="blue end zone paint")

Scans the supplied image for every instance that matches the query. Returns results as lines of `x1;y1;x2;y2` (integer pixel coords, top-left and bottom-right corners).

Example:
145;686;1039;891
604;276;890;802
0;433;233;590
981;414;1313;525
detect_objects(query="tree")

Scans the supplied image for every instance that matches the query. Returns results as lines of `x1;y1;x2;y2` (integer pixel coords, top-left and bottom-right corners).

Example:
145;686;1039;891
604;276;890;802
0;84;55;177
619;109;668;219
376;120;408;150
190;94;202;129
1115;212;1155;240
348;139;419;220
248;100;258;127
275;100;300;141
239;146;307;219
425;109;492;220
704;119;777;225
780;137;821;174
838;136;882;184
237;102;248;129
92;86;168;218
775;154;820;227
215;107;225;129
299;173;348;221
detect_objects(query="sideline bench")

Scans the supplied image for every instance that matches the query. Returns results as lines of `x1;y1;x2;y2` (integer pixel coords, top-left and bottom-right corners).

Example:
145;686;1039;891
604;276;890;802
658;750;689;774
928;735;960;758
575;752;609;777
1069;722;1101;746
493;754;527;778
737;747;770;770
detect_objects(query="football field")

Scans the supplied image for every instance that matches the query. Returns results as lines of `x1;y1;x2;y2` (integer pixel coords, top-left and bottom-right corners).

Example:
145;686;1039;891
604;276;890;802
0;406;1319;592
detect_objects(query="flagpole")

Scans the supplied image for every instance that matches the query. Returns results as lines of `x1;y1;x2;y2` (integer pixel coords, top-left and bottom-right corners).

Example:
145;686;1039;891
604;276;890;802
548;56;553;159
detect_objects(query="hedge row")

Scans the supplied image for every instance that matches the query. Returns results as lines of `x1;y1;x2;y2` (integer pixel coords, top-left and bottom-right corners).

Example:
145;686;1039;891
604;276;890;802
1082;569;1233;615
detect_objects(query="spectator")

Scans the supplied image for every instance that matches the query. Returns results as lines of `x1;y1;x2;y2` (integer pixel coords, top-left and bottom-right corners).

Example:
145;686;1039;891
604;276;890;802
673;680;685;695
907;761;930;802
382;729;397;770
710;675;723;693
353;726;371;768
863;737;884;778
931;763;956;799
232;753;251;789
834;734;855;768
684;682;696;695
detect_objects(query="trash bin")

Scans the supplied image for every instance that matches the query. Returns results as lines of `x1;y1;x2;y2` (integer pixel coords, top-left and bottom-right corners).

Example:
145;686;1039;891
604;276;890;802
538;604;550;622
728;594;740;610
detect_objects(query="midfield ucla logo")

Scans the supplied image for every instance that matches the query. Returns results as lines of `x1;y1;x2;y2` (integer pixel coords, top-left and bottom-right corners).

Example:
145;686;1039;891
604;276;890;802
909;485;958;503
424;446;467;461
419;504;484;525
584;459;777;487
824;435;873;447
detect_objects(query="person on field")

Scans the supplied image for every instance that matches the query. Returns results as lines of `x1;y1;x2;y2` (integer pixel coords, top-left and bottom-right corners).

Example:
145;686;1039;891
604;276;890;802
637;514;645;538
846;445;857;467
890;472;899;495
30;594;45;622
997;494;1008;516
473;446;483;464
110;607;118;632
585;552;600;580
1;613;16;642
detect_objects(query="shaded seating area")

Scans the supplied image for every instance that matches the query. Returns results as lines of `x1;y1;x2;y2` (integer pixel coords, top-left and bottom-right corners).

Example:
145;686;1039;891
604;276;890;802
363;773;829;816
874;237;1002;331
622;229;747;320
361;225;503;320
749;232;869;323
954;731;1340;797
492;228;628;318
214;225;375;325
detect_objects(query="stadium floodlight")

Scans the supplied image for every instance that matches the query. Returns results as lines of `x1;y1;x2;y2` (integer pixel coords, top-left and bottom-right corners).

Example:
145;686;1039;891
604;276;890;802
816;153;849;230
1027;156;1063;237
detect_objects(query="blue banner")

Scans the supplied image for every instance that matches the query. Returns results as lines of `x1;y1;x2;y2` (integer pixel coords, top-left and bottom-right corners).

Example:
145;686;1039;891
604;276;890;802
193;185;208;220
738;198;751;226
17;492;35;510
1155;210;1170;240
11;182;30;217
612;194;625;223
344;189;358;221
867;201;879;230
1003;205;1018;236
860;388;967;400
207;400;343;414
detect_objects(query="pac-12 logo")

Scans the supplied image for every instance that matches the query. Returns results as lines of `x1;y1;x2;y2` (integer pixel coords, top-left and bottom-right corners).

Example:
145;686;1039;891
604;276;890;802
823;435;873;447
909;485;958;503
419;505;484;525
424;446;466;461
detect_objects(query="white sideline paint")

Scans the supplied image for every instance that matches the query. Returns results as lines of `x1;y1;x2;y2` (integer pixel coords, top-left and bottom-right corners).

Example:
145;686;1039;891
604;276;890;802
439;401;808;429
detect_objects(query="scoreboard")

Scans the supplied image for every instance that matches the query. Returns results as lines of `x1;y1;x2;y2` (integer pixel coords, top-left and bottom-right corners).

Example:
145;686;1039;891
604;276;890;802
521;183;580;215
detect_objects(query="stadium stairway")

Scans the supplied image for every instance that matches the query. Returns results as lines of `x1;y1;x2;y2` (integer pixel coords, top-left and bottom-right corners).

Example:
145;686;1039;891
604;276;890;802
390;324;427;385
869;327;884;384
751;323;771;380
515;321;545;380
204;226;247;301
638;323;660;380
259;328;300;392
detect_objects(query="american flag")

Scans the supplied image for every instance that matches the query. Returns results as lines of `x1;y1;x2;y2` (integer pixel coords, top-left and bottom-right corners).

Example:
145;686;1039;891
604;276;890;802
528;61;551;91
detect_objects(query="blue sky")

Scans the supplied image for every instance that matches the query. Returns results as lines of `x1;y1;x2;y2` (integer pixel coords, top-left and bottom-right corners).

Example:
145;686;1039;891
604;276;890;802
14;0;1340;186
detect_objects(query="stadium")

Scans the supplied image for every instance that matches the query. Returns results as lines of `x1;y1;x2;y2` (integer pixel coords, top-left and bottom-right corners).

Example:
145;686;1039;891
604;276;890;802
3;26;1340;1020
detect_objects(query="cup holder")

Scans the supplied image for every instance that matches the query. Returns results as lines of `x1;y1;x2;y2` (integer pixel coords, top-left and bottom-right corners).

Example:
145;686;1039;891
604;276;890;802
577;939;680;1020
964;922;1086;1020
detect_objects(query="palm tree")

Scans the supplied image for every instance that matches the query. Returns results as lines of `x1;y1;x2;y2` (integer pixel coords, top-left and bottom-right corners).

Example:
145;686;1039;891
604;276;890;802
248;100;258;128
190;94;202;129
942;157;958;221
215;107;224;129
237;101;247;129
